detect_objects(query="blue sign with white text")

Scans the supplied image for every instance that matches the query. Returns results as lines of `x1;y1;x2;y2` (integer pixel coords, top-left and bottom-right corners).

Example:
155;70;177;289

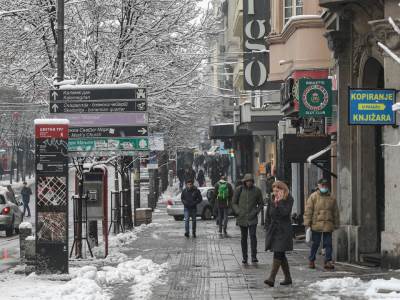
349;89;396;125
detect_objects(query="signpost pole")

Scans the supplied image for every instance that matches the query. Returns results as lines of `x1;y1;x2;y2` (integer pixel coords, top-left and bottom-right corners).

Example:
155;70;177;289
133;157;140;226
56;0;64;82
114;160;121;234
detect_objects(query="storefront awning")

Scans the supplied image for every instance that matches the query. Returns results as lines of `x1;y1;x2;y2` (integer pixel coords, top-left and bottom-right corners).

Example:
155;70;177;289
209;123;235;139
307;144;333;163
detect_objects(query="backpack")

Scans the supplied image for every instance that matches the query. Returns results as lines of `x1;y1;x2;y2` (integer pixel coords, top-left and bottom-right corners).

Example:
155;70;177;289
217;182;229;204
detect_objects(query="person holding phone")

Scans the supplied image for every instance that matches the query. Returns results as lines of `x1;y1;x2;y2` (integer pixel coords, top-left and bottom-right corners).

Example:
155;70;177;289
264;181;294;287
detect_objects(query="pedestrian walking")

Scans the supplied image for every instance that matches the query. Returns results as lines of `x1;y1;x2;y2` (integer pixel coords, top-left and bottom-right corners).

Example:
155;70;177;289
197;169;206;187
181;179;202;238
304;178;340;270
21;182;32;217
232;173;263;264
214;175;233;236
264;181;294;287
6;185;15;203
177;168;185;190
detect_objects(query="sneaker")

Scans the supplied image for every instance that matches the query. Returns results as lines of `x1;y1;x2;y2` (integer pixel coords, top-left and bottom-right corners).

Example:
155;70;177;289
324;261;335;270
184;232;189;238
252;257;259;263
242;259;248;265
309;261;316;269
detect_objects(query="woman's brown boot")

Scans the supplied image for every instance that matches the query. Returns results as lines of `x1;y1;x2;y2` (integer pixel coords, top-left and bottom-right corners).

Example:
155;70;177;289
264;259;281;287
280;258;292;285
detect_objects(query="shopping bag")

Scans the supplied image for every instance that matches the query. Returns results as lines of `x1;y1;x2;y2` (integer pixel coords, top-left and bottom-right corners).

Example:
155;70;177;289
305;227;312;245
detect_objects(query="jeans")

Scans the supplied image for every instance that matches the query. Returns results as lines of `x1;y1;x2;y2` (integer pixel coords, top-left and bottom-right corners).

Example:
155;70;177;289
240;225;257;259
309;231;333;262
184;207;197;234
23;200;31;217
217;207;229;232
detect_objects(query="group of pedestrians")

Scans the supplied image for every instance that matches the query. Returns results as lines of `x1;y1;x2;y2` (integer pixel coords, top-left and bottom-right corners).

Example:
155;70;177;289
179;173;340;287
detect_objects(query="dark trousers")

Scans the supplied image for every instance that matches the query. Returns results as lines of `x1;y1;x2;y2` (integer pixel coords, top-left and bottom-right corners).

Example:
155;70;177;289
309;231;333;262
240;225;257;259
217;207;228;232
23;200;31;217
184;207;197;234
273;251;287;261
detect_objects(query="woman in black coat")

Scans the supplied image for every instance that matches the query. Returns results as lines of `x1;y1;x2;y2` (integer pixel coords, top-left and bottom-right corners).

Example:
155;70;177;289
264;180;294;287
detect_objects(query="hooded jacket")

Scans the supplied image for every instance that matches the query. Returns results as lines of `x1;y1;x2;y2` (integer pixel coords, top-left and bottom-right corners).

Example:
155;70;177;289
232;174;263;226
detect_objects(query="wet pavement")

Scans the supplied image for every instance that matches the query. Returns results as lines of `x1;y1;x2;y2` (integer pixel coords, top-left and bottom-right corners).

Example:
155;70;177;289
112;204;396;300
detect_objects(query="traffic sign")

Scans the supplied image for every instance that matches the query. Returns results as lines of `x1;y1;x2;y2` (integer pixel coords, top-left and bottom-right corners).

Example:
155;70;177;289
49;100;147;114
69;126;148;138
53;112;147;127
50;88;146;101
69;137;149;152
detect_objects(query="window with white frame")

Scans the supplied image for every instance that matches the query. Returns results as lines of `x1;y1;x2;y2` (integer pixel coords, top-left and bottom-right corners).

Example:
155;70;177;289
284;0;303;24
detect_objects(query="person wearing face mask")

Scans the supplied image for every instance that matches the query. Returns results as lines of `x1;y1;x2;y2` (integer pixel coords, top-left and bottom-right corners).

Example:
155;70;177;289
304;178;340;270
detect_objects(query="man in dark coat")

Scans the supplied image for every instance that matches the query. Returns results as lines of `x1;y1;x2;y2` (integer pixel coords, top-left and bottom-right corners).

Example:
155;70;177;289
232;173;263;264
264;181;294;287
181;179;202;238
177;168;185;190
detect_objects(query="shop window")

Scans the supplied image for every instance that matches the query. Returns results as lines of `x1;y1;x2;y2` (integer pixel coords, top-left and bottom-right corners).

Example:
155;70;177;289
284;0;303;24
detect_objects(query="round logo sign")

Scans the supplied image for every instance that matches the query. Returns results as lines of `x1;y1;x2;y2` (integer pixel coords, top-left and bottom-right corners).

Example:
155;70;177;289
302;84;329;112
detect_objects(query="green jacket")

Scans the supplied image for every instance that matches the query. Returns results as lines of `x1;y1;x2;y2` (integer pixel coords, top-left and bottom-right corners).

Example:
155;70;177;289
232;185;263;226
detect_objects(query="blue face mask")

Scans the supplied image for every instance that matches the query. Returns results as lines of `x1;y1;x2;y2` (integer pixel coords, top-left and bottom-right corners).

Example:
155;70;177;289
320;188;329;194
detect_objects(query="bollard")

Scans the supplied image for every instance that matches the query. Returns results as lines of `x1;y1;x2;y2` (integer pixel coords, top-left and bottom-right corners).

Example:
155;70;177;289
19;222;32;264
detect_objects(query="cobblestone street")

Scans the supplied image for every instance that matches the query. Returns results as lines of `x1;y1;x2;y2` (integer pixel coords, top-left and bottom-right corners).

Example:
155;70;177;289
114;205;396;300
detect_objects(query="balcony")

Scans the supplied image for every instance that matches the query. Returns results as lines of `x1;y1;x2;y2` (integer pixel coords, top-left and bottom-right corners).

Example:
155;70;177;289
239;98;283;135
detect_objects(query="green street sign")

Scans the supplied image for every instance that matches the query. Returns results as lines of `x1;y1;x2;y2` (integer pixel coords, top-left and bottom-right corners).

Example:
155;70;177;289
69;137;149;152
299;79;332;117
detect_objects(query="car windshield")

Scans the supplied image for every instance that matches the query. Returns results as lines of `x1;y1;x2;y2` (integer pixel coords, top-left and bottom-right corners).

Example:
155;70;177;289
0;195;5;205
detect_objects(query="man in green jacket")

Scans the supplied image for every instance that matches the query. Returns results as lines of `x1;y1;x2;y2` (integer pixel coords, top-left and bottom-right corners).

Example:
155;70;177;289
232;173;263;264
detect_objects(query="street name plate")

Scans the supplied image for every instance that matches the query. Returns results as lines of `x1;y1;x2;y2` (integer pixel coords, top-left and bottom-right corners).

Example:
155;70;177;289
69;137;149;152
49;88;147;101
53;112;147;127
69;126;148;138
50;100;147;114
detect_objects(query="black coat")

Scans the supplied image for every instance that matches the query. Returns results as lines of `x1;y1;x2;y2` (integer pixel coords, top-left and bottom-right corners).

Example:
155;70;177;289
181;187;202;209
265;195;294;252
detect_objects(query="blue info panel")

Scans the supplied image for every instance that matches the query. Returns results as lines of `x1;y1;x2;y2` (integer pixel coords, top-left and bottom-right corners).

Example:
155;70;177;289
349;89;396;125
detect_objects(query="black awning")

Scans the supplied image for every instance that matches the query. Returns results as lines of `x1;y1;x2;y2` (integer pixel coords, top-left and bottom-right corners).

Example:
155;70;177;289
209;123;235;139
282;134;331;163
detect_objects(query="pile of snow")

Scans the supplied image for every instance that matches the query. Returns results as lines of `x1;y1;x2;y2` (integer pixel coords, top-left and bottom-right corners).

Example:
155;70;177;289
93;223;160;260
310;277;400;299
19;222;33;230
0;256;168;300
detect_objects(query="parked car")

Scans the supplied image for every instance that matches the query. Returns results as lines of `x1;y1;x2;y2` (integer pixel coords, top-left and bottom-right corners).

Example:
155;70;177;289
0;186;23;236
167;186;214;221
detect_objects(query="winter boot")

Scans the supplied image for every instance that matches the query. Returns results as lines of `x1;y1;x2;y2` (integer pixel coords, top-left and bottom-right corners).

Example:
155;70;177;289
280;258;292;285
309;261;315;269
324;261;335;270
264;259;281;287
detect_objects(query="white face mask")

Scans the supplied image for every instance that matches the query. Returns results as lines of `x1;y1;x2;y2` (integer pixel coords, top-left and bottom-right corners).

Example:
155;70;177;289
320;188;329;194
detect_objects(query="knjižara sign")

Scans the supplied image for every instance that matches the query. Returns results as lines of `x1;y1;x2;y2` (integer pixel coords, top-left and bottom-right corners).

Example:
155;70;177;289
349;89;396;125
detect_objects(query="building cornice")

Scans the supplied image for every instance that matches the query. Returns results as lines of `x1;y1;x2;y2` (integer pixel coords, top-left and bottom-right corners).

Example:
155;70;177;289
267;16;325;46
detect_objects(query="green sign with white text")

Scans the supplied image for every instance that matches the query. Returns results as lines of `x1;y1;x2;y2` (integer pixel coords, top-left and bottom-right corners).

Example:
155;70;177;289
69;137;149;152
299;79;332;118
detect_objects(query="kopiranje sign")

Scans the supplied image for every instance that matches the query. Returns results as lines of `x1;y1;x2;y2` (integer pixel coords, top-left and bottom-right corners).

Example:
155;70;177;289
349;88;396;125
243;0;269;90
299;79;332;118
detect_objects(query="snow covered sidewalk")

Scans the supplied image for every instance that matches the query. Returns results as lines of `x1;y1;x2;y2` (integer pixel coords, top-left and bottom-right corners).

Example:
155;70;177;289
309;277;400;299
0;223;168;300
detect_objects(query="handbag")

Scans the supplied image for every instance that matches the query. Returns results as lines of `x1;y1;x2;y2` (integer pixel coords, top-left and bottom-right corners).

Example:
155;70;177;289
305;227;312;245
265;222;276;251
